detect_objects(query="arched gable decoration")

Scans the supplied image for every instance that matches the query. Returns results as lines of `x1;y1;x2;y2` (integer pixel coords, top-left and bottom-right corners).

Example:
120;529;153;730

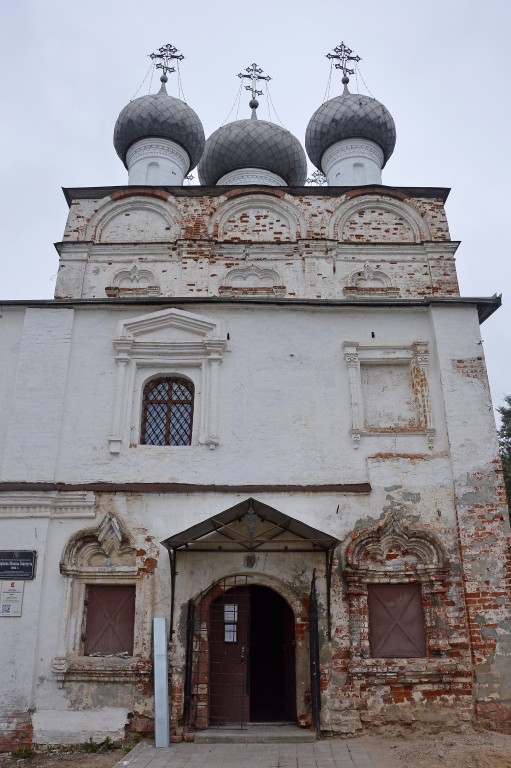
328;194;432;243
209;193;305;241
219;264;286;297
343;262;399;298
106;264;161;297
86;193;182;243
343;514;450;660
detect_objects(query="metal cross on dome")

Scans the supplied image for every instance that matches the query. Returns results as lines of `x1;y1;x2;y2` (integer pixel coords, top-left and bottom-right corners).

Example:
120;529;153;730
149;44;184;77
326;42;361;76
238;62;271;100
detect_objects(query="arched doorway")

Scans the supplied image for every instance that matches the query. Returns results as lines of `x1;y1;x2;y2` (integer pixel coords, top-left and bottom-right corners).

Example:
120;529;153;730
209;585;296;726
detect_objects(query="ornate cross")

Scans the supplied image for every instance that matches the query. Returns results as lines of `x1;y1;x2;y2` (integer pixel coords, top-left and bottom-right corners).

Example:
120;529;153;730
149;44;184;77
238;63;271;100
326;42;361;76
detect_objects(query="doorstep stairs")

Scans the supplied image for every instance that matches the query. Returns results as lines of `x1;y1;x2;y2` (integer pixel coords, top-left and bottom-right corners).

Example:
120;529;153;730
194;723;317;743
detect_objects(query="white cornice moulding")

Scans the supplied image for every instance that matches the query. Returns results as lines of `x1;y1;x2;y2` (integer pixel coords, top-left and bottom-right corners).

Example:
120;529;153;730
0;491;96;518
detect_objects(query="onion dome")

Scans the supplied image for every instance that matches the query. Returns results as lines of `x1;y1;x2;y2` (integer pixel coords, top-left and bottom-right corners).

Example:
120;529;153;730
198;120;308;187
198;112;307;186
113;77;205;173
305;79;396;171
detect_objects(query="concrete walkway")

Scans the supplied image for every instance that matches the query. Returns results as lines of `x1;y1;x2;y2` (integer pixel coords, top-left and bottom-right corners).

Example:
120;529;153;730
115;739;380;768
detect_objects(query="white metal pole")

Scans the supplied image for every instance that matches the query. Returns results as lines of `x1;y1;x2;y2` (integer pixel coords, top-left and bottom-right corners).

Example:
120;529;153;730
153;616;170;748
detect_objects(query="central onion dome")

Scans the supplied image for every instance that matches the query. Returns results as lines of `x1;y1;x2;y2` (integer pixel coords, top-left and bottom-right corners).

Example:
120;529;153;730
113;75;205;184
198;99;307;187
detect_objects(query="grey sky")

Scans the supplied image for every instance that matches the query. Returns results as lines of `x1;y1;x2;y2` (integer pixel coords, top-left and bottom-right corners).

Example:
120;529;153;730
1;0;509;414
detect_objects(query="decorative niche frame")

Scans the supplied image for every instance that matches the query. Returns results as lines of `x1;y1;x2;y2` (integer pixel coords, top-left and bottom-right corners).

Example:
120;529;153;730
343;514;454;681
342;340;435;449
218;264;286;297
108;308;227;453
343;262;399;298
51;512;154;684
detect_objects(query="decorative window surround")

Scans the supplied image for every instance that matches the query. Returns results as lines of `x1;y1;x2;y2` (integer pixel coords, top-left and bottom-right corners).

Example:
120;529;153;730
109;308;227;454
343;514;453;682
52;512;154;685
0;491;95;519
343;340;435;449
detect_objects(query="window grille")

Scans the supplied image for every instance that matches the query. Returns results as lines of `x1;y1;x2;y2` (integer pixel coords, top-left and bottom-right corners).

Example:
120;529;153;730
141;377;194;446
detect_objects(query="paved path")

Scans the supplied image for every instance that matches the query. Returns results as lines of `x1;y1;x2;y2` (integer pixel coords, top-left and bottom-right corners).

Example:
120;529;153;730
115;739;380;768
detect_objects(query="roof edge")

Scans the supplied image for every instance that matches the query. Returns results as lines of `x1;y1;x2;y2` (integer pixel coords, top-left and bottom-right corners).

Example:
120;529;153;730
61;184;451;206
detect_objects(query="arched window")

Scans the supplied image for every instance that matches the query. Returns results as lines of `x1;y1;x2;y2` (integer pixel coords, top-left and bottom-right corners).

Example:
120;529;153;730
141;377;194;446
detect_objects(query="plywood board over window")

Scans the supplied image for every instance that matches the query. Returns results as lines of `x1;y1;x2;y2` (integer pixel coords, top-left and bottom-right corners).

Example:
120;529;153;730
84;585;135;656
368;583;426;658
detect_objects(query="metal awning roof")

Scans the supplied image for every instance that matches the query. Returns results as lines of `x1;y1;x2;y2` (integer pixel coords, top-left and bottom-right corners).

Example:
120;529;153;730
162;497;340;554
162;498;340;639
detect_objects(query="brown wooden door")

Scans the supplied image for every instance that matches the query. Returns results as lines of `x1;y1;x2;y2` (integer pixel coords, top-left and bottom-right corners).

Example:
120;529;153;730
209;585;296;726
209;587;250;725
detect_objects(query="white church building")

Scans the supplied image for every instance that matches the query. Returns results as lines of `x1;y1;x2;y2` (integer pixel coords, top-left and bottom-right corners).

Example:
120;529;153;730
1;44;510;748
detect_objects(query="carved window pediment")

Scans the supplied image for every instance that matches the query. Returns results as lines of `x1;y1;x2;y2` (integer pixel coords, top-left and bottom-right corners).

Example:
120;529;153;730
344;513;447;576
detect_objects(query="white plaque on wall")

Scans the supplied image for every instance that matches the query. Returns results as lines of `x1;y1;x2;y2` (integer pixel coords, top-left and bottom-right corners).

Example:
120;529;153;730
1;580;24;617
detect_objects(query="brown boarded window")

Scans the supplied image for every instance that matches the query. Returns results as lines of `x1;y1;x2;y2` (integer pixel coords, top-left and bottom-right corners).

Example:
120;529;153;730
84;585;135;656
368;583;426;658
141;377;194;446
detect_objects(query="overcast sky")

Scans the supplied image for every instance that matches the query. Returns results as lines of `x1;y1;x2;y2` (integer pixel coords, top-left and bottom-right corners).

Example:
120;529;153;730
1;0;509;416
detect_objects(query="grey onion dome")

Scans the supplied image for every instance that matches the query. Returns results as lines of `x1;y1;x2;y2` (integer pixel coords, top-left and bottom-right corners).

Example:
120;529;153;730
198;118;308;186
305;91;396;170
113;82;205;172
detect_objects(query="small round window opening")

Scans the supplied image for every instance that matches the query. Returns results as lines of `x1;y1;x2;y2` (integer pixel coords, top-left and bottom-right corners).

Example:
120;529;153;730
141;377;194;446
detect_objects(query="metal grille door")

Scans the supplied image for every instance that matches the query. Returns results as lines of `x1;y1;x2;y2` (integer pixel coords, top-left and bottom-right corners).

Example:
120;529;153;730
309;570;321;736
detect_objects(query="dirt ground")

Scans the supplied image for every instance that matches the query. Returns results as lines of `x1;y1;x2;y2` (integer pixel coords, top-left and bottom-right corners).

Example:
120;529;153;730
0;730;510;768
361;729;511;768
0;748;125;768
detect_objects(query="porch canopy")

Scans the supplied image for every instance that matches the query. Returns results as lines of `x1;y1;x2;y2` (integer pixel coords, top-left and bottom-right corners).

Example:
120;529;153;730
162;497;340;638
